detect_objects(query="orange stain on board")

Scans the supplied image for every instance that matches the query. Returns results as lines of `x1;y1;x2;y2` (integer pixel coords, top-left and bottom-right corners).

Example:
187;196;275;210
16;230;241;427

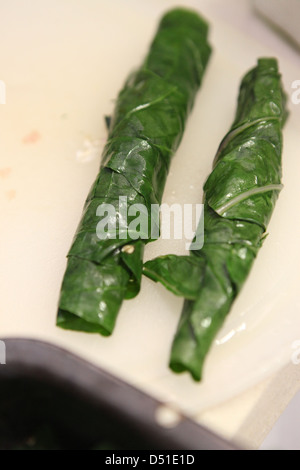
0;167;11;178
5;190;16;201
23;130;41;144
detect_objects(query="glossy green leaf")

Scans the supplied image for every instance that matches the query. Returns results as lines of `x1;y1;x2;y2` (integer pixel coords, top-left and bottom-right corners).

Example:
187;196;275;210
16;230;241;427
57;8;212;335
144;58;288;380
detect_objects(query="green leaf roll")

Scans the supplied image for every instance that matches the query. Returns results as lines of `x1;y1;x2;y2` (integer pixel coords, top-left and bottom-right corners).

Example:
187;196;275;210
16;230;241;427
144;58;288;381
57;8;212;335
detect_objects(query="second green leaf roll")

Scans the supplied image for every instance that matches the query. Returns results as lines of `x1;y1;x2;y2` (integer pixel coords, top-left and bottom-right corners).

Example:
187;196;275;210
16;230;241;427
144;58;288;381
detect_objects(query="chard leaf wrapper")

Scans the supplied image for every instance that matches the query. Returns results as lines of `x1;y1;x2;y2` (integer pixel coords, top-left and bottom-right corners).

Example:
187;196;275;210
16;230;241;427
57;8;212;335
144;58;288;381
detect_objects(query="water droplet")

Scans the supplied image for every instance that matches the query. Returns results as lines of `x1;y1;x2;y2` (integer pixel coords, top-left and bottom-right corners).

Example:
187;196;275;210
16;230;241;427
122;245;135;254
201;317;212;328
99;301;106;312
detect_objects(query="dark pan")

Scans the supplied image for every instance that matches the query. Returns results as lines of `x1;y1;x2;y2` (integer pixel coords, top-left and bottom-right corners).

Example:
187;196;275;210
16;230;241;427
0;338;241;450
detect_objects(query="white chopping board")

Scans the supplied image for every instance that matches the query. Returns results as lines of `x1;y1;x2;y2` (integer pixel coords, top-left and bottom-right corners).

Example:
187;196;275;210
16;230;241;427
1;0;300;418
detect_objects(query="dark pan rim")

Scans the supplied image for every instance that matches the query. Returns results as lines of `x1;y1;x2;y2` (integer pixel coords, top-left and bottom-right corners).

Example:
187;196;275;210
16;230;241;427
0;337;242;450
